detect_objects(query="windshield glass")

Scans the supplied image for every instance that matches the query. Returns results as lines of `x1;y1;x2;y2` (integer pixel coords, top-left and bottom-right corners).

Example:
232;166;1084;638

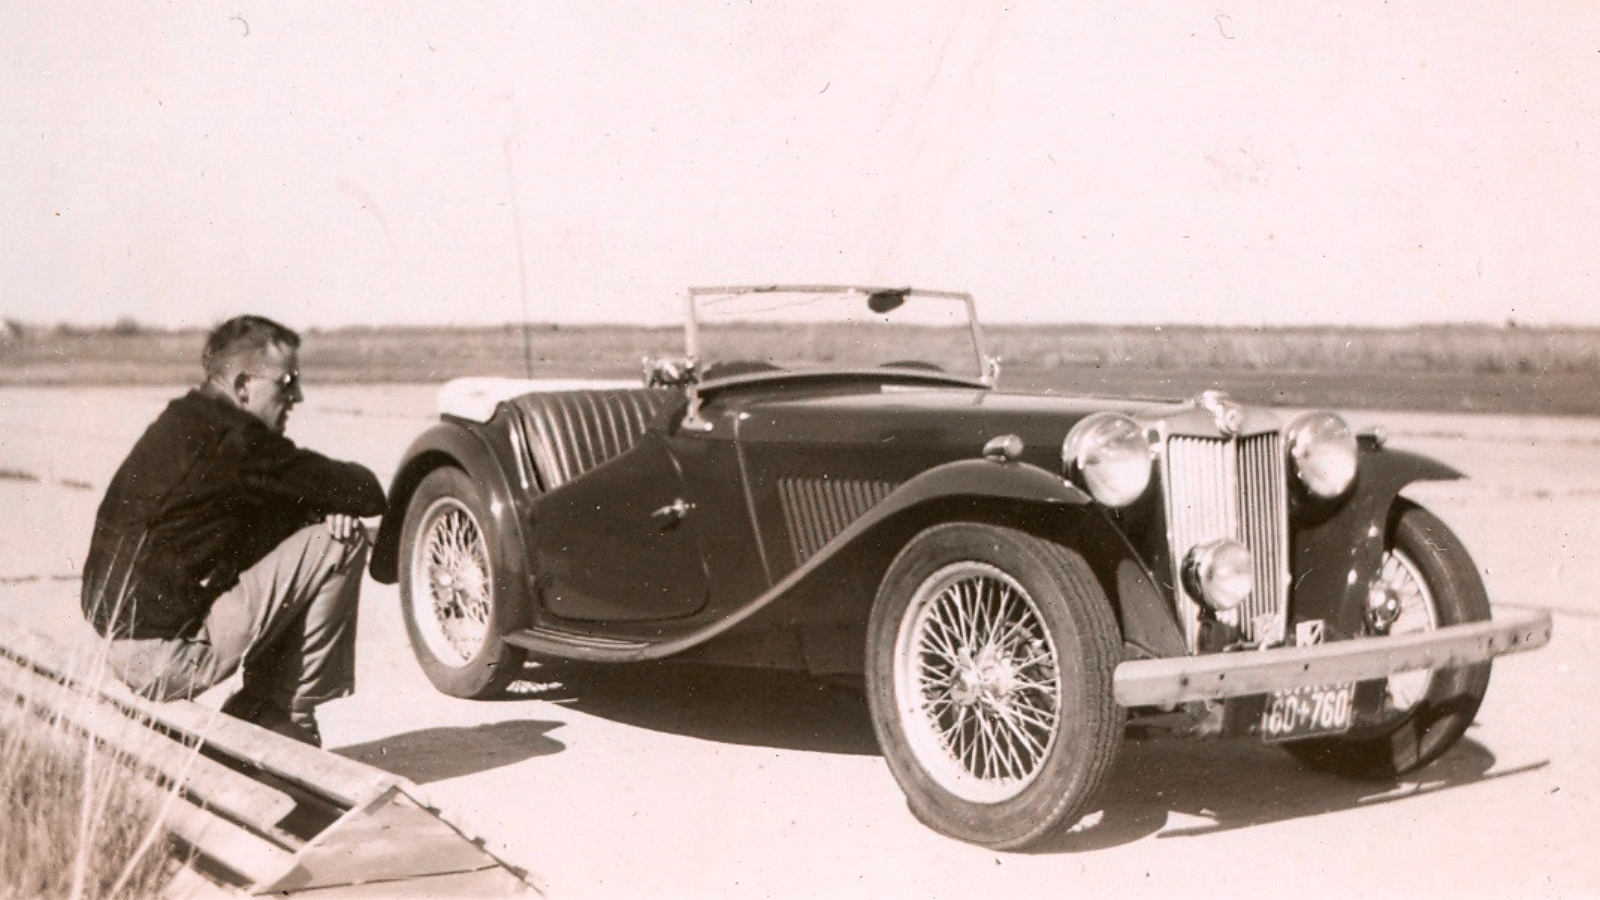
688;286;986;381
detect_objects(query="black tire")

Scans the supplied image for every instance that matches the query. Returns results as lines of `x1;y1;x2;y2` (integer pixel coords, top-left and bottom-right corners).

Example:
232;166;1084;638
865;523;1124;850
398;467;527;699
1283;500;1492;778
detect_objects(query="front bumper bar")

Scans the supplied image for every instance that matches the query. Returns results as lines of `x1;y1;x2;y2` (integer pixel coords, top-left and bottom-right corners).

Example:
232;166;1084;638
1112;607;1553;708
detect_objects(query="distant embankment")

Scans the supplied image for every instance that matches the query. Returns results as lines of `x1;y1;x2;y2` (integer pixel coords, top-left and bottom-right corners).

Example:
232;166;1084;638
2;322;1597;416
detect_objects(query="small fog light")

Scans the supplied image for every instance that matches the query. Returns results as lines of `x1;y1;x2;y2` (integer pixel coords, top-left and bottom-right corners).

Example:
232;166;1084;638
1181;539;1255;612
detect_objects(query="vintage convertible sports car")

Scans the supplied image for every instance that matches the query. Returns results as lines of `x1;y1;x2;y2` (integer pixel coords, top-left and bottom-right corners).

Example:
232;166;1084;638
369;285;1552;849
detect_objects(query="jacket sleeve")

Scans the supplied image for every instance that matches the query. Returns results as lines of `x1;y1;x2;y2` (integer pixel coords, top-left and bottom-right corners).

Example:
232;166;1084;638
232;429;386;517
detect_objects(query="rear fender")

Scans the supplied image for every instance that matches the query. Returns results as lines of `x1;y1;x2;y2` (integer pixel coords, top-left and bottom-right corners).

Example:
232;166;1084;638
369;422;530;620
1290;445;1464;636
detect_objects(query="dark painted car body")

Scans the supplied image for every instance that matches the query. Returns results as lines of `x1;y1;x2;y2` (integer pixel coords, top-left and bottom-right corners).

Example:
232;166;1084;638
371;285;1550;848
370;355;1530;691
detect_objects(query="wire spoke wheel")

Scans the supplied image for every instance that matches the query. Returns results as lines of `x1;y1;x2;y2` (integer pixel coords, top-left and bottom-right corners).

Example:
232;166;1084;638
416;498;493;666
867;523;1122;849
1373;545;1441;715
399;467;526;699
896;562;1062;803
1282;501;1492;779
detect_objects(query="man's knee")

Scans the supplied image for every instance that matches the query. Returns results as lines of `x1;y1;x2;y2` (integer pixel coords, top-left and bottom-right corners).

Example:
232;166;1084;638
105;637;217;701
280;520;371;574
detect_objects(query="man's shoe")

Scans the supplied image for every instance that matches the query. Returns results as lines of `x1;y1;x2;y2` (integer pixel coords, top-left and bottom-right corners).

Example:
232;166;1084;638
219;686;268;722
277;712;322;748
219;688;321;747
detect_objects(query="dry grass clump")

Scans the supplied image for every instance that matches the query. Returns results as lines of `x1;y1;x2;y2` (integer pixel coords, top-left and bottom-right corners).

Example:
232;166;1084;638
0;699;175;900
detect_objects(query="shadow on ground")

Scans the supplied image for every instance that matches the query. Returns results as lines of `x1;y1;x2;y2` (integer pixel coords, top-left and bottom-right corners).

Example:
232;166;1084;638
1030;729;1548;853
332;719;566;784
502;661;1549;852
512;659;879;756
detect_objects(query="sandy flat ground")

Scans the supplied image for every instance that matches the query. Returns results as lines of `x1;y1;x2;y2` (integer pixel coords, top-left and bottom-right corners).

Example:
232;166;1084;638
2;384;1597;899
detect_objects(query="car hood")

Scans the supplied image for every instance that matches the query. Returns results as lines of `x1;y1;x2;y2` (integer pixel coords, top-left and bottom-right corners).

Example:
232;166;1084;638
725;385;1183;471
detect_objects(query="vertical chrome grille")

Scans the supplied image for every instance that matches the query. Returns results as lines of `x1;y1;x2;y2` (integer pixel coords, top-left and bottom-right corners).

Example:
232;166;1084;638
1163;433;1290;651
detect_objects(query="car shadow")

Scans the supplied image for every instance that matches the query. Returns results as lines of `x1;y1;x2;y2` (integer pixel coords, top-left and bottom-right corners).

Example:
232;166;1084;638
509;661;1550;851
1027;729;1549;854
331;719;567;784
512;659;879;756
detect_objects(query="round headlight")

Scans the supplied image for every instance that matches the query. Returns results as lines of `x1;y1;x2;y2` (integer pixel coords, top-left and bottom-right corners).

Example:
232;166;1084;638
1063;413;1152;507
1287;411;1358;498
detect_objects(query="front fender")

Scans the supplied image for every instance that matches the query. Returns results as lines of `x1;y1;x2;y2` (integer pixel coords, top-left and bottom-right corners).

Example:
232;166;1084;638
865;457;1095;515
369;420;529;596
764;458;1182;661
1291;445;1464;635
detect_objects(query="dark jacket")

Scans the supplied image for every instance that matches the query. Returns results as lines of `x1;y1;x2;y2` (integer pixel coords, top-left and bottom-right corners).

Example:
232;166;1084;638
82;389;386;640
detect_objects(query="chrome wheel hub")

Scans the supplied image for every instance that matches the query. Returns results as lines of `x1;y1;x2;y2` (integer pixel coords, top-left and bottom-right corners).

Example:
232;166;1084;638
950;644;1027;708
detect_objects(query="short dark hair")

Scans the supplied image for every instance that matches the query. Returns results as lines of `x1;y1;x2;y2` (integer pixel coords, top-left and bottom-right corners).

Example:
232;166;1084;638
202;315;301;381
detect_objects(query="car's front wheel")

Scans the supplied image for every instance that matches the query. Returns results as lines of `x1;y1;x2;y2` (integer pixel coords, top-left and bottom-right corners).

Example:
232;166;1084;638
866;523;1123;850
1282;500;1493;778
399;467;527;699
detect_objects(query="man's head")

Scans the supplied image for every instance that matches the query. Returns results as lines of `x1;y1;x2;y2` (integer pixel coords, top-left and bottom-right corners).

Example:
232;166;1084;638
202;315;304;433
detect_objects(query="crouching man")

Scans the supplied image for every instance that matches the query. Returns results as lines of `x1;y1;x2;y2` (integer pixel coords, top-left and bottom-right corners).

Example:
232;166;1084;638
81;315;385;746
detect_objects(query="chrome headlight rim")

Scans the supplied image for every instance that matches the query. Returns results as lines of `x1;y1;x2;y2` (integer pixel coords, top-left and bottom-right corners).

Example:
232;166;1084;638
1062;412;1153;508
1287;410;1359;499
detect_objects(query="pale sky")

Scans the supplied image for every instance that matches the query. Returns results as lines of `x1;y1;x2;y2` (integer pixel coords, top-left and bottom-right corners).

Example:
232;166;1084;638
3;2;1598;329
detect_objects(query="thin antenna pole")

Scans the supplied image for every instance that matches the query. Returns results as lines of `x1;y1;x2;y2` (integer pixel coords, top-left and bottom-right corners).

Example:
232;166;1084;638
503;131;534;378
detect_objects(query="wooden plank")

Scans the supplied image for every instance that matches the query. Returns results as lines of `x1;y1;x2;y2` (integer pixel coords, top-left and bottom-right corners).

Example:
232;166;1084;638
159;799;299;891
258;788;514;895
0;658;299;833
160;863;247;900
0;619;540;895
151;702;399;808
0;618;397;809
266;867;539;898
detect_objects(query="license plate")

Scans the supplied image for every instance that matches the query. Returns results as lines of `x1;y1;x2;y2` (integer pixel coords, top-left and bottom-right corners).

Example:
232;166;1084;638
1260;683;1355;743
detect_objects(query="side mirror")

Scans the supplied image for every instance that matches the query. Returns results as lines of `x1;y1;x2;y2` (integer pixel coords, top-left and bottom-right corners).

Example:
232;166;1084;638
867;288;909;314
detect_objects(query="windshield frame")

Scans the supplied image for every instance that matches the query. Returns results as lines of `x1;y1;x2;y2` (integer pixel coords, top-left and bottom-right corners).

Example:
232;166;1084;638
684;284;995;387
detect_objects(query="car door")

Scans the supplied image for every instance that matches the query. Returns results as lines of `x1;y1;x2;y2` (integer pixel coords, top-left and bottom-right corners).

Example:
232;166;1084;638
530;430;709;622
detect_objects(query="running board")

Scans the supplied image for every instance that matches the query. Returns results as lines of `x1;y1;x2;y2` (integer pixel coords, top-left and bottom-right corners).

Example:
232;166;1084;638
504;627;655;661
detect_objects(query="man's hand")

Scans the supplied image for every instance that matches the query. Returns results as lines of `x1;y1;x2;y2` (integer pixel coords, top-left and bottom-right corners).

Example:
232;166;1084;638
325;513;369;545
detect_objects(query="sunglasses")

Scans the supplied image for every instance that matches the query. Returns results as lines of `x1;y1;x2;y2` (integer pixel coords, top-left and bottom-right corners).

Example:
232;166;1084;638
249;370;301;393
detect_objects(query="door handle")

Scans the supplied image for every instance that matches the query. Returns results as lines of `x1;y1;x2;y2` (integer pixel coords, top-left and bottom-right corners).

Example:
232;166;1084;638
651;498;695;523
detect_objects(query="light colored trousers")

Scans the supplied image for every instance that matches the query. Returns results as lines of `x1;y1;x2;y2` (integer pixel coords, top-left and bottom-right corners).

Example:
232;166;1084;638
105;522;368;723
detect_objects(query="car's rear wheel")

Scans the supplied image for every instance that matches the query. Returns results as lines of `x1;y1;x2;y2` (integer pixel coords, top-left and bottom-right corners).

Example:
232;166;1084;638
399;467;526;699
866;523;1123;849
1283;500;1492;778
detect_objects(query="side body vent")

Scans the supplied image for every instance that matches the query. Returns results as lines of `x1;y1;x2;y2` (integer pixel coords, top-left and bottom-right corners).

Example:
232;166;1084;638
777;477;896;565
